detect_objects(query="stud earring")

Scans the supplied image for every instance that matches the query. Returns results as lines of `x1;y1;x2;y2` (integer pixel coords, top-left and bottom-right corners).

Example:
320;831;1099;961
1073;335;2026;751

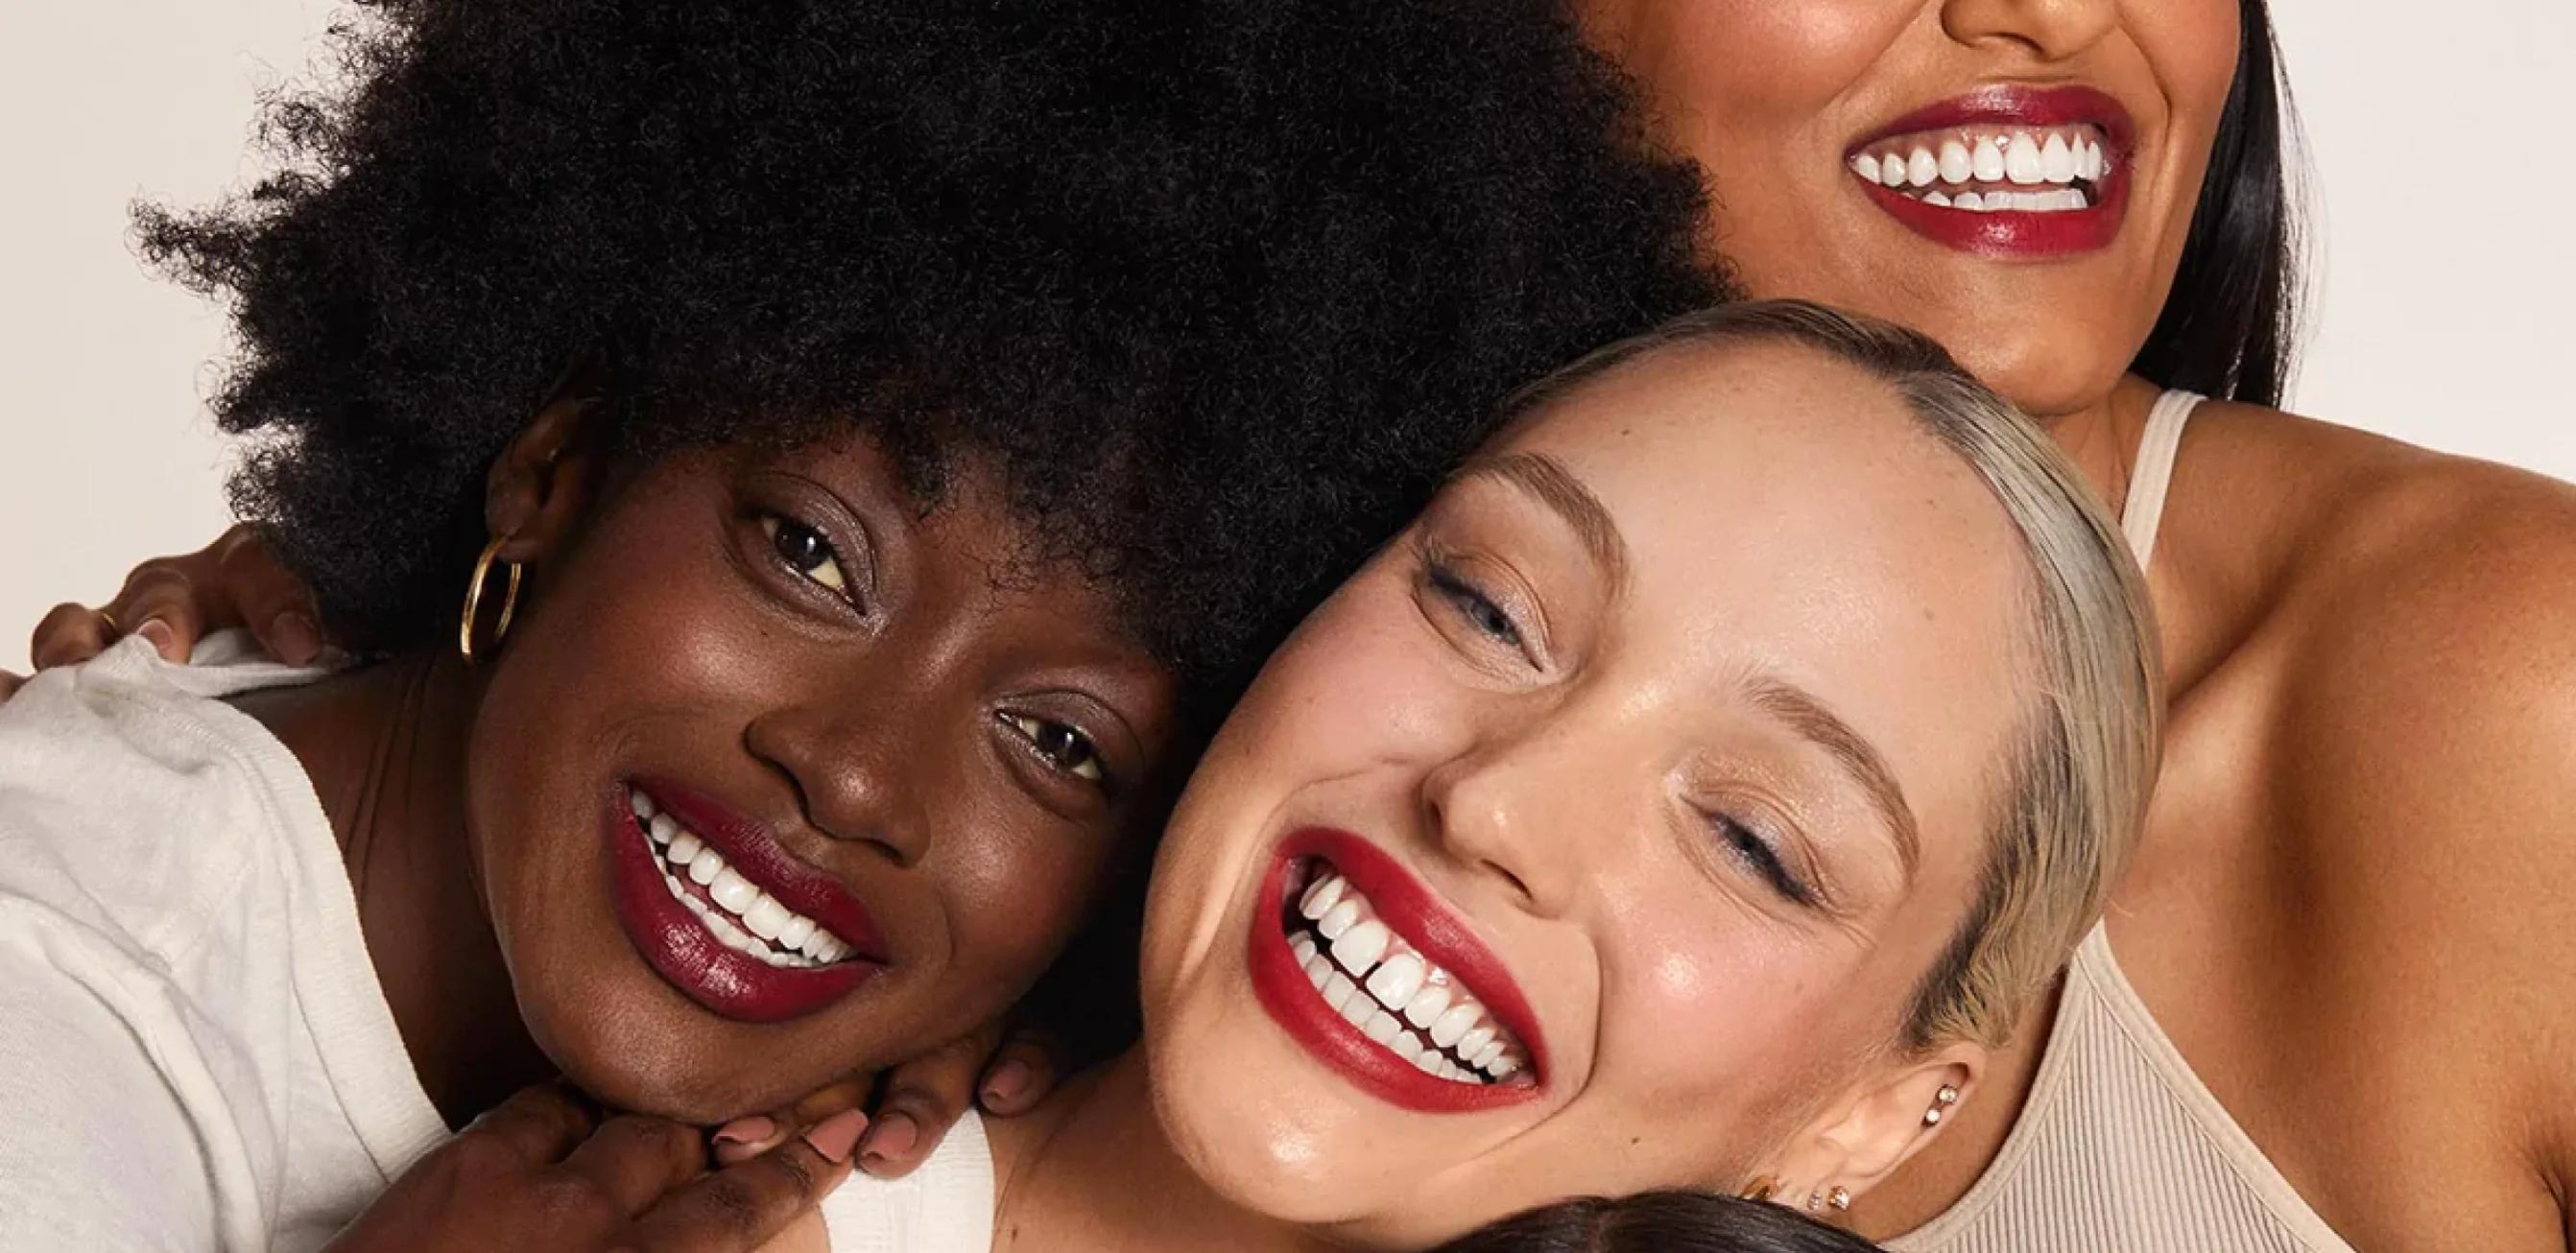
1923;1082;1962;1126
1828;1186;1852;1212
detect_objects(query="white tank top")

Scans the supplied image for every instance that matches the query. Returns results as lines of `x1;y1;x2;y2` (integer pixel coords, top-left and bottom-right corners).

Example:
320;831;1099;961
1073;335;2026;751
1888;391;2358;1253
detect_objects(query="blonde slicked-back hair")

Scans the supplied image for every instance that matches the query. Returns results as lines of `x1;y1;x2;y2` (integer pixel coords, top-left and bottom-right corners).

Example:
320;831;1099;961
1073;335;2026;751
1503;298;2164;1052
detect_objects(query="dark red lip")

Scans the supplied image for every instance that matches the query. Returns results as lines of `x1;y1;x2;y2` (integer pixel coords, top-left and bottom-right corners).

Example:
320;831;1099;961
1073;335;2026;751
1849;84;2136;260
1247;827;1549;1114
605;777;888;1024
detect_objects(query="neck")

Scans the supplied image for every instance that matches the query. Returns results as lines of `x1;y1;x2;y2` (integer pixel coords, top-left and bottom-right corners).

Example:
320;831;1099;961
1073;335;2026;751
236;651;551;1126
994;1051;1323;1253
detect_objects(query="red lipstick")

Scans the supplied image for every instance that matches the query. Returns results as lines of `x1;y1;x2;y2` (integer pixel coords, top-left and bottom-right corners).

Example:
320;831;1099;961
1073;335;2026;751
1248;827;1549;1114
606;777;888;1023
1849;84;2136;260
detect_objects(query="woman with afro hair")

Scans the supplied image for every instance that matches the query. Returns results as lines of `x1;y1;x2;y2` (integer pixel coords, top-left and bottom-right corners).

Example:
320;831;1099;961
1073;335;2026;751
0;0;1716;1247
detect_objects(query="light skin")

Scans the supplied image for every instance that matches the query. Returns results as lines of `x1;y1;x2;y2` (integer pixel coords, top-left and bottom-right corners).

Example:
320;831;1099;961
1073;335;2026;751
1577;1;2576;1246
942;340;2055;1252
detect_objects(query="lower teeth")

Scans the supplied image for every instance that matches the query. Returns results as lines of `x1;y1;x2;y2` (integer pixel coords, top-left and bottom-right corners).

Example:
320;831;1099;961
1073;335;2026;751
652;846;820;969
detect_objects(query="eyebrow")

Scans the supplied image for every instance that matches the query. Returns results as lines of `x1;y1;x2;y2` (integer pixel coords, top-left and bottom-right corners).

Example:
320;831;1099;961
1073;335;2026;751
1451;451;1630;595
1742;675;1922;882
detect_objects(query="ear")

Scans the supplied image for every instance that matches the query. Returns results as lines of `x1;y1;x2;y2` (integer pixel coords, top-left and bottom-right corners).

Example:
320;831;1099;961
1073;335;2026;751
483;393;602;561
1762;1043;1986;1210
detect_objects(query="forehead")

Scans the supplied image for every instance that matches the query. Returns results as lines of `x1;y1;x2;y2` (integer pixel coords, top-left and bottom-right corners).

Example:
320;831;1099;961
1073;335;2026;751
1499;339;2031;868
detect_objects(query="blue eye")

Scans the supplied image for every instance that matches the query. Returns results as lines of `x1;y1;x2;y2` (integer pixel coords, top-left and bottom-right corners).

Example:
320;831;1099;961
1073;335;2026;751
1429;563;1524;650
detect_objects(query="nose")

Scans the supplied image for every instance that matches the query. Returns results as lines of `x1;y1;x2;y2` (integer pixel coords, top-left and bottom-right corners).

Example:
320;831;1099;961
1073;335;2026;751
745;694;936;867
1419;725;1595;920
1939;0;2118;63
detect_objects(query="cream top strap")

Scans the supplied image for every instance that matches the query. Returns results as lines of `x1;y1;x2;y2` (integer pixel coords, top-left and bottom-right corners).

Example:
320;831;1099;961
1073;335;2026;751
2119;390;2202;568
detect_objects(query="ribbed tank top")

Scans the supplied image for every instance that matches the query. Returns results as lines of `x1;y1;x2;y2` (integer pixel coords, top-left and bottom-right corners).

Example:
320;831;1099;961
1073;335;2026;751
1887;391;2357;1253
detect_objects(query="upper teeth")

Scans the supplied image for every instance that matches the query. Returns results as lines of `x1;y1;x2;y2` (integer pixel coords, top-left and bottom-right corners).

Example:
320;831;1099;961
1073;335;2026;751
1849;124;2110;212
1289;868;1530;1084
632;787;852;969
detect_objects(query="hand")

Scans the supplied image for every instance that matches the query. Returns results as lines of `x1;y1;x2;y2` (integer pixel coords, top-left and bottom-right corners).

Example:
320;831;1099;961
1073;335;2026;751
13;526;327;687
707;1021;1065;1180
324;1084;864;1253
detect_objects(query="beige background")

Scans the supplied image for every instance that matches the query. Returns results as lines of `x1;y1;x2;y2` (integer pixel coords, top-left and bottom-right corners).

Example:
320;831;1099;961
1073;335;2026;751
5;1;2572;666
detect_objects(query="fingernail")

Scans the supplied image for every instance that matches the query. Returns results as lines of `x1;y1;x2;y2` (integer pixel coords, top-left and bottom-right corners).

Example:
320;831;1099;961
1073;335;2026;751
981;1061;1032;1108
712;1115;776;1147
859;1112;917;1165
801;1109;868;1165
271;612;322;665
136;618;179;659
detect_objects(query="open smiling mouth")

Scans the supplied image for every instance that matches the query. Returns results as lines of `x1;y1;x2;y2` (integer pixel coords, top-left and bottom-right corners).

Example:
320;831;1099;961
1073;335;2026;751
1248;828;1545;1113
1844;85;2135;258
605;777;889;1024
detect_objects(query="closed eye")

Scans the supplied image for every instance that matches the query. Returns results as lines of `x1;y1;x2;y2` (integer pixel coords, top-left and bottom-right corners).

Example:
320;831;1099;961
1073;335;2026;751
1710;812;1819;908
1001;712;1109;787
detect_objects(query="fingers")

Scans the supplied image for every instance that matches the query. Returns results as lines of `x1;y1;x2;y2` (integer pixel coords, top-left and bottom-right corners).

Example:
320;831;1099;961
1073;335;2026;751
557;1114;710;1216
976;1028;1064;1118
105;563;215;663
29;603;115;671
859;1033;988;1178
631;1110;863;1252
461;1083;600;1167
213;526;327;665
710;1074;872;1167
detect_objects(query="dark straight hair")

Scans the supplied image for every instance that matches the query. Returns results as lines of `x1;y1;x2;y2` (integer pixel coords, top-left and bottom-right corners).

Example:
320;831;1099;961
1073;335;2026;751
2130;0;2307;408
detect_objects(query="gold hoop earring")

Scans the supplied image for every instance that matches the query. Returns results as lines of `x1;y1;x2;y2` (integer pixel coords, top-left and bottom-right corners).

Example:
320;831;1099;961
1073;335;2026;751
1738;1176;1778;1203
459;536;522;663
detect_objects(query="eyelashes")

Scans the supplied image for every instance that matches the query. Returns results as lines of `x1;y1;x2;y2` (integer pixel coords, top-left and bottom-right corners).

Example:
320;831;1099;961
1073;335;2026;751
761;513;856;605
1000;711;1110;789
1707;811;1819;908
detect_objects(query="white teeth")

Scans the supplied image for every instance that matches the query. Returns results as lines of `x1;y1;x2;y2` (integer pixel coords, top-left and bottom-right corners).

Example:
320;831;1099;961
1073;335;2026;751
1430;1003;1481;1048
1362;1010;1404;1046
1469;1037;1505;1070
1490;1056;1523;1079
709;868;760;915
743;894;791;941
1330;920;1392;976
2040;132;2075;182
2081;139;2105;180
1366;954;1427;1008
687;851;723;887
1323;970;1361;1014
1905;147;1939;188
2005;131;2044;184
1878;153;1906;185
1317;899;1361;941
1852;153;1884;184
635;792;851;968
1972;136;2007;182
1922;190;1951;208
1281;865;1531;1086
1300;875;1346;921
1937;139;1971;184
1955;191;1987;211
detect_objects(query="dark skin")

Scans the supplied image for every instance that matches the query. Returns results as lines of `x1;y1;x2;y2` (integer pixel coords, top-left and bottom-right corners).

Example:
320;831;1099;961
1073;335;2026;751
166;401;1177;1245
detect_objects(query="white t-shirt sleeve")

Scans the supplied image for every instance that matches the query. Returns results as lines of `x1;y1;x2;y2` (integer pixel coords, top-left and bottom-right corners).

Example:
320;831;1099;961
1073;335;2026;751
0;916;231;1250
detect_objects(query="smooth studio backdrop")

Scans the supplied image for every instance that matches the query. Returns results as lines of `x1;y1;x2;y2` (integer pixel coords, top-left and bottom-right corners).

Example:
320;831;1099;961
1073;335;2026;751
5;0;2571;665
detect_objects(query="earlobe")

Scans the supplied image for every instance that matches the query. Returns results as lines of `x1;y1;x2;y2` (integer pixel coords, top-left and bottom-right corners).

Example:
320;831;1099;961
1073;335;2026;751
484;394;602;562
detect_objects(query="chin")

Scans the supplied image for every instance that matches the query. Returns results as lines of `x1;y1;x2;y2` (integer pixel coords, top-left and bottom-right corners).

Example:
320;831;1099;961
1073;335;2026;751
515;977;766;1123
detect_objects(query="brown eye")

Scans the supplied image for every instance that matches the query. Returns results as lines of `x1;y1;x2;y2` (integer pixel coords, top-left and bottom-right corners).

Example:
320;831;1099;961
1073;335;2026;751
1004;713;1107;785
761;514;849;595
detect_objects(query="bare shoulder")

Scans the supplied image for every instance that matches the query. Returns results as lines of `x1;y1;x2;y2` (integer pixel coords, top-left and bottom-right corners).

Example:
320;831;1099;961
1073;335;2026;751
2173;399;2576;1237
